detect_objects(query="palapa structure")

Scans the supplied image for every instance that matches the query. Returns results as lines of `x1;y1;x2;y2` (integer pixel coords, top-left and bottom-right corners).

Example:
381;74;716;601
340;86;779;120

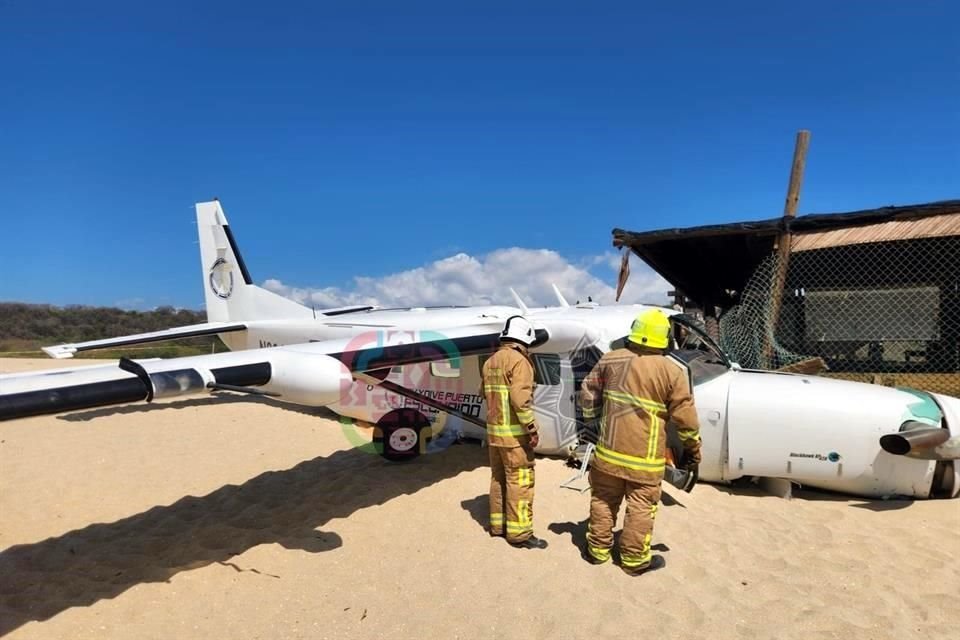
613;200;960;396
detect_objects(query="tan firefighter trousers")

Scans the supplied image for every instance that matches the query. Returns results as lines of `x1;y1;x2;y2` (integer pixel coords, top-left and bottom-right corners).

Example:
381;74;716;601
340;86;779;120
586;468;661;571
488;445;535;543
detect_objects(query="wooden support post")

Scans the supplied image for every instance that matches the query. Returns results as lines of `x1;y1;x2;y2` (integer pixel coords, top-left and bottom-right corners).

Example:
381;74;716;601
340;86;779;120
783;130;810;218
766;130;811;367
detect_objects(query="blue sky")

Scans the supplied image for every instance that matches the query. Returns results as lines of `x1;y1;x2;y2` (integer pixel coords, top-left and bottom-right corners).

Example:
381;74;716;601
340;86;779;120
1;1;957;310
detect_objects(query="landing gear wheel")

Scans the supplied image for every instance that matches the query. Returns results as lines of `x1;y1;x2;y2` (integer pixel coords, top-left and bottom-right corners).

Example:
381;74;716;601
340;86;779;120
374;408;431;462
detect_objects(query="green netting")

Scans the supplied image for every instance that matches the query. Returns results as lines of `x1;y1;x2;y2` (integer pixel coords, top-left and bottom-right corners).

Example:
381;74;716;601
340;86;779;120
714;236;960;396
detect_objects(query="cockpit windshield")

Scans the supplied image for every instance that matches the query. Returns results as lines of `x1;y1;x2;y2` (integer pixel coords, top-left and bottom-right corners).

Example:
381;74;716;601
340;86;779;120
606;313;732;386
668;313;732;386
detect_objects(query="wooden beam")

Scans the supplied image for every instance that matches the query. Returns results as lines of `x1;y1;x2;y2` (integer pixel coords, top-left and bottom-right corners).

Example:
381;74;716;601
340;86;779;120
766;130;811;367
783;130;811;218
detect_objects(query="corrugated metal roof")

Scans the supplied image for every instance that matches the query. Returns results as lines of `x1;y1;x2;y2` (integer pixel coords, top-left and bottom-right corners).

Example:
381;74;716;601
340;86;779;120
791;210;960;251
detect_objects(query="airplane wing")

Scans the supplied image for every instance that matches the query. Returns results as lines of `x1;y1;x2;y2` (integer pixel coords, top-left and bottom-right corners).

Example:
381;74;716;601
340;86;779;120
41;322;248;359
1;324;537;422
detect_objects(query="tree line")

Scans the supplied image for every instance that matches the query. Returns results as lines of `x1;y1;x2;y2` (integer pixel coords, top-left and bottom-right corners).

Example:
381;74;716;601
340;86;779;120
0;302;222;358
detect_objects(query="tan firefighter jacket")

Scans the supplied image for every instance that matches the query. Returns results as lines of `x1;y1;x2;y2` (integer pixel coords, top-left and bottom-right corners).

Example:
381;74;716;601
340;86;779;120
481;342;538;447
579;345;701;484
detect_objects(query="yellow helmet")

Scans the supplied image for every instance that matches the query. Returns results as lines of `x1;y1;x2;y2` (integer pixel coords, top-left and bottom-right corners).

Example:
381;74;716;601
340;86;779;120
628;308;671;349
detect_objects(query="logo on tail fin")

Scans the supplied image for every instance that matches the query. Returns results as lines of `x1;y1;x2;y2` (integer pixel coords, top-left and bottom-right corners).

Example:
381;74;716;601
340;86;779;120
209;258;235;299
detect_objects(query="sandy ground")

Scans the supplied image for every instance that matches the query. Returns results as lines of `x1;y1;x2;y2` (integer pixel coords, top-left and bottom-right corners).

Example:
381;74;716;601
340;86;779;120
1;358;958;640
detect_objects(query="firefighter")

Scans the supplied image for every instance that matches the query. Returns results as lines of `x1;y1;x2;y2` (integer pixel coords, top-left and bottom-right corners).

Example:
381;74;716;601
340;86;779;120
578;308;701;575
481;315;548;549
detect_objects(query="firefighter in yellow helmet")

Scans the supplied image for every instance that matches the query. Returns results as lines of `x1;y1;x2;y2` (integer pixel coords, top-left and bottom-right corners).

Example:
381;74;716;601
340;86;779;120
578;308;701;575
481;315;548;549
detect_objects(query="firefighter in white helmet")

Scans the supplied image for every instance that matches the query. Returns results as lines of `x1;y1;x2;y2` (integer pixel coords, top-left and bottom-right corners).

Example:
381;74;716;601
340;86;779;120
481;315;548;549
579;308;701;574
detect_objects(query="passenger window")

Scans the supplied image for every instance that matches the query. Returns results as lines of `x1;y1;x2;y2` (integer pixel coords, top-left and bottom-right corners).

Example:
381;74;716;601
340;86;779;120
532;354;561;386
430;361;460;378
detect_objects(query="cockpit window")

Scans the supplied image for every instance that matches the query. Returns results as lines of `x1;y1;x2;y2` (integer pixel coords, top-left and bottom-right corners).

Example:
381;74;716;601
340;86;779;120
669;350;730;385
670;313;732;367
668;314;732;385
605;315;732;387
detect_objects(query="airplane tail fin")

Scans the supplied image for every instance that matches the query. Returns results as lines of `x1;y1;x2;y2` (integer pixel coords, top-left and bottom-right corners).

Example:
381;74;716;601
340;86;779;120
196;200;314;322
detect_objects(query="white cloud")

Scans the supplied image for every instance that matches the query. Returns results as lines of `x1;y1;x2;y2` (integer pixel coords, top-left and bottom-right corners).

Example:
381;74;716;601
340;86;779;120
263;248;671;309
114;297;147;311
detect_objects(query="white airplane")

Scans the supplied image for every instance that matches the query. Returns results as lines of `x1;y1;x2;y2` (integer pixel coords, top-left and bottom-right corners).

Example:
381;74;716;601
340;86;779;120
1;200;958;500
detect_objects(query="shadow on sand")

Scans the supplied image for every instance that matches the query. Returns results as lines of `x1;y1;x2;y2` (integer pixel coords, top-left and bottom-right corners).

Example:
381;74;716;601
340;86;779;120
460;495;489;533
547;519;671;560
710;479;917;511
0;441;486;636
57;393;339;422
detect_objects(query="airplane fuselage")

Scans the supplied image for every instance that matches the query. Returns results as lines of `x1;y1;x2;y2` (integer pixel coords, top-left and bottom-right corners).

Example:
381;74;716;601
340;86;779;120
205;303;960;499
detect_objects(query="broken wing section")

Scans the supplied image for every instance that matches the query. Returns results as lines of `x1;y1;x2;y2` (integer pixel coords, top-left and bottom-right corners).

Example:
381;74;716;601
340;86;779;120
1;326;507;422
42;322;248;359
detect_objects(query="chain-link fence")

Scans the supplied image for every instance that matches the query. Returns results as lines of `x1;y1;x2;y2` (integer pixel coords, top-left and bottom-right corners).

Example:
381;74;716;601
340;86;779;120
716;235;960;396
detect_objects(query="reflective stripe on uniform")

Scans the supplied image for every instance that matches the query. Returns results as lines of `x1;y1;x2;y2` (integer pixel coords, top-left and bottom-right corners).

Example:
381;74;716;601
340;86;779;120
517;467;533;487
518;500;531;525
506;499;533;536
581;406;598;419
677;427;701;446
484;379;512;430
588;545;611;563
490;513;504;525
621;551;651;568
646;409;660;460
621;532;653;568
594;444;665;473
506;521;533;535
602;390;666;413
487;423;527;437
484;378;530;435
586;522;612;563
515;407;535;425
599;390;666;469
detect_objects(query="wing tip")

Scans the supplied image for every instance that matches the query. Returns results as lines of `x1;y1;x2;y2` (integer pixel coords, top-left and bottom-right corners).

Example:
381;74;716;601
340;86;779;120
42;345;76;359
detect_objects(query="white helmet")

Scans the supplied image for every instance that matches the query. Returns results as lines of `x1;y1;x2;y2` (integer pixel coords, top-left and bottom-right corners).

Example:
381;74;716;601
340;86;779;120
500;315;536;346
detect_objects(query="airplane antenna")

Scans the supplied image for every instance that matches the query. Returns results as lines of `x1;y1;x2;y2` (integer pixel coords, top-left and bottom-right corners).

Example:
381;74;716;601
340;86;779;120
551;283;570;307
509;288;530;314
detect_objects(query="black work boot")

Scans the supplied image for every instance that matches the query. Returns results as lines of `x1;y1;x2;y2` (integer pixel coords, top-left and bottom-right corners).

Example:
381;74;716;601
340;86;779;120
508;536;548;550
621;555;666;576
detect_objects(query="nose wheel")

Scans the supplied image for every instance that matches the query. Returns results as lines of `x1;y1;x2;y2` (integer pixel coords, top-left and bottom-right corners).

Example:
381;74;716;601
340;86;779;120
374;408;431;462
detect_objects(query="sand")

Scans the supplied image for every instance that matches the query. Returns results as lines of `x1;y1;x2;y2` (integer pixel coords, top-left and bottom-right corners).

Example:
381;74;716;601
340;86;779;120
1;357;958;640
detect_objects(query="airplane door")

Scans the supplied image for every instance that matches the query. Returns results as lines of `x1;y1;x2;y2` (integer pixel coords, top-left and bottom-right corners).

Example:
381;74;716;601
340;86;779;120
530;353;579;455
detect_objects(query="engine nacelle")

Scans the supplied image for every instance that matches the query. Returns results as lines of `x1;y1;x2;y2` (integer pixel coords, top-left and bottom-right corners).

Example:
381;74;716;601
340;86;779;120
259;350;353;407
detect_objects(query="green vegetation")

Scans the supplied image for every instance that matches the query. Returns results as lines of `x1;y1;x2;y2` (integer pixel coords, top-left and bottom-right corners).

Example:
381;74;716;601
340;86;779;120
0;302;225;358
